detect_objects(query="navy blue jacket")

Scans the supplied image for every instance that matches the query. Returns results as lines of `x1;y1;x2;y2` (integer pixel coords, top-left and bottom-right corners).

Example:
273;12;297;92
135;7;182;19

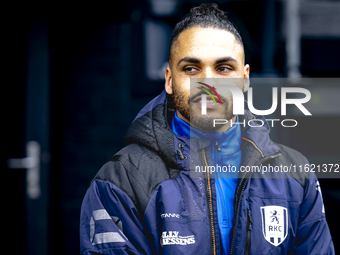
80;90;334;254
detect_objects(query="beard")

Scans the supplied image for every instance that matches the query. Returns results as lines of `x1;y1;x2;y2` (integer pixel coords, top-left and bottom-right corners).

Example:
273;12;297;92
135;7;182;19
172;81;234;133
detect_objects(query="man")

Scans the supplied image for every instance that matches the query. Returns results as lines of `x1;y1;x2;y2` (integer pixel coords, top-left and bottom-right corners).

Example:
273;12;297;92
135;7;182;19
80;3;334;254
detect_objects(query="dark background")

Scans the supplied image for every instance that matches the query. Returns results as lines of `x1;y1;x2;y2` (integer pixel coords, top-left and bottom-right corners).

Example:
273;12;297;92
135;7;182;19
1;0;340;254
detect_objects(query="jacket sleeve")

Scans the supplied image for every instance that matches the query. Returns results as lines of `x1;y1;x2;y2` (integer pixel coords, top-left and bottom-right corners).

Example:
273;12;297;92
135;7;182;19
80;161;153;255
292;171;334;254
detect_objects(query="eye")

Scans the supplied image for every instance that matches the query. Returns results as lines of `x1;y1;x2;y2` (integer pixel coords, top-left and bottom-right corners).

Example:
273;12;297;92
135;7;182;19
217;66;232;72
183;66;199;75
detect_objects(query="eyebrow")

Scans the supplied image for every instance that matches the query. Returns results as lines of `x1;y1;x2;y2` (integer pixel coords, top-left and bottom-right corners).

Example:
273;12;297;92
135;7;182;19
215;57;238;64
177;57;201;67
177;56;238;67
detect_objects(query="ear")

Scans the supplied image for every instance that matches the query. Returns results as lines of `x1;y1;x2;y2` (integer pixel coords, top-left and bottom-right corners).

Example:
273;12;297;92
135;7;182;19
165;66;173;94
243;64;250;92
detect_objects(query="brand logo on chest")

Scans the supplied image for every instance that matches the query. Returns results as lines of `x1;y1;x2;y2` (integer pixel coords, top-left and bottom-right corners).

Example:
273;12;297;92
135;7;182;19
260;205;288;246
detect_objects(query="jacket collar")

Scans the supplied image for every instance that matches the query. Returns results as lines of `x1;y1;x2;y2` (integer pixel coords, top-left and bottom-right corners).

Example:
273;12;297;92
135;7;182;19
125;90;280;169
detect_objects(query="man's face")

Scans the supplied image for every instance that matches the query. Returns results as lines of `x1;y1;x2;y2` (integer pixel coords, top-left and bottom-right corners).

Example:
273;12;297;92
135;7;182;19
165;27;250;132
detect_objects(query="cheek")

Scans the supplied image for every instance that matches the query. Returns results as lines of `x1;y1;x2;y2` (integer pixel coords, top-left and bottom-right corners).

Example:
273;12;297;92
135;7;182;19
219;82;245;98
217;88;233;100
173;77;191;97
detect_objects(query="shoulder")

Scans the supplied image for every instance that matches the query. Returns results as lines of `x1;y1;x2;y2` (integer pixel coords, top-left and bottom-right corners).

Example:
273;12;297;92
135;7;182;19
272;142;310;189
274;143;307;165
103;143;174;182
91;143;179;213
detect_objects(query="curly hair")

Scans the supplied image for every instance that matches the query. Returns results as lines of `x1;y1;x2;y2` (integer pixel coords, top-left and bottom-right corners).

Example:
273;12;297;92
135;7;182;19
168;3;244;63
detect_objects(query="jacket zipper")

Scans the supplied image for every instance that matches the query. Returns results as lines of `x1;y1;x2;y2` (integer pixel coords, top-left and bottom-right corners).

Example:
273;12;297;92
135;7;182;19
245;209;252;255
241;137;264;157
229;150;281;255
201;148;216;255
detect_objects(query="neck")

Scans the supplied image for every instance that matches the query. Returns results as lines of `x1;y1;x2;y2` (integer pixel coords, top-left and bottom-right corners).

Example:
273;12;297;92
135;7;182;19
176;111;236;133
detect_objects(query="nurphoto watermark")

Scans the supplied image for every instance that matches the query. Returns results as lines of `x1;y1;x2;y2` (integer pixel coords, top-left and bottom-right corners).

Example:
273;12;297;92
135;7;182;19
188;78;340;179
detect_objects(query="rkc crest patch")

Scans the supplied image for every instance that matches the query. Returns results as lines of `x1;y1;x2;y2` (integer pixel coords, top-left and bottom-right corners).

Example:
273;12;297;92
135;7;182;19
260;205;288;246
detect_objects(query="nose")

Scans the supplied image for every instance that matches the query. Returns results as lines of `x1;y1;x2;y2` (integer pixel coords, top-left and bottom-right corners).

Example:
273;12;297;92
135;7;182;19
200;67;214;79
197;67;219;87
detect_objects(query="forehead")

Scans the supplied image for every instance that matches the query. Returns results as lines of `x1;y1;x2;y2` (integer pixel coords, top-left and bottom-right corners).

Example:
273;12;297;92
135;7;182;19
173;27;244;64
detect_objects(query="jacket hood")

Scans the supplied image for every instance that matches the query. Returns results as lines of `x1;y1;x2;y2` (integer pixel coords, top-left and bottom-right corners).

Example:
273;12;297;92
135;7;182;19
125;90;280;168
125;90;178;168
